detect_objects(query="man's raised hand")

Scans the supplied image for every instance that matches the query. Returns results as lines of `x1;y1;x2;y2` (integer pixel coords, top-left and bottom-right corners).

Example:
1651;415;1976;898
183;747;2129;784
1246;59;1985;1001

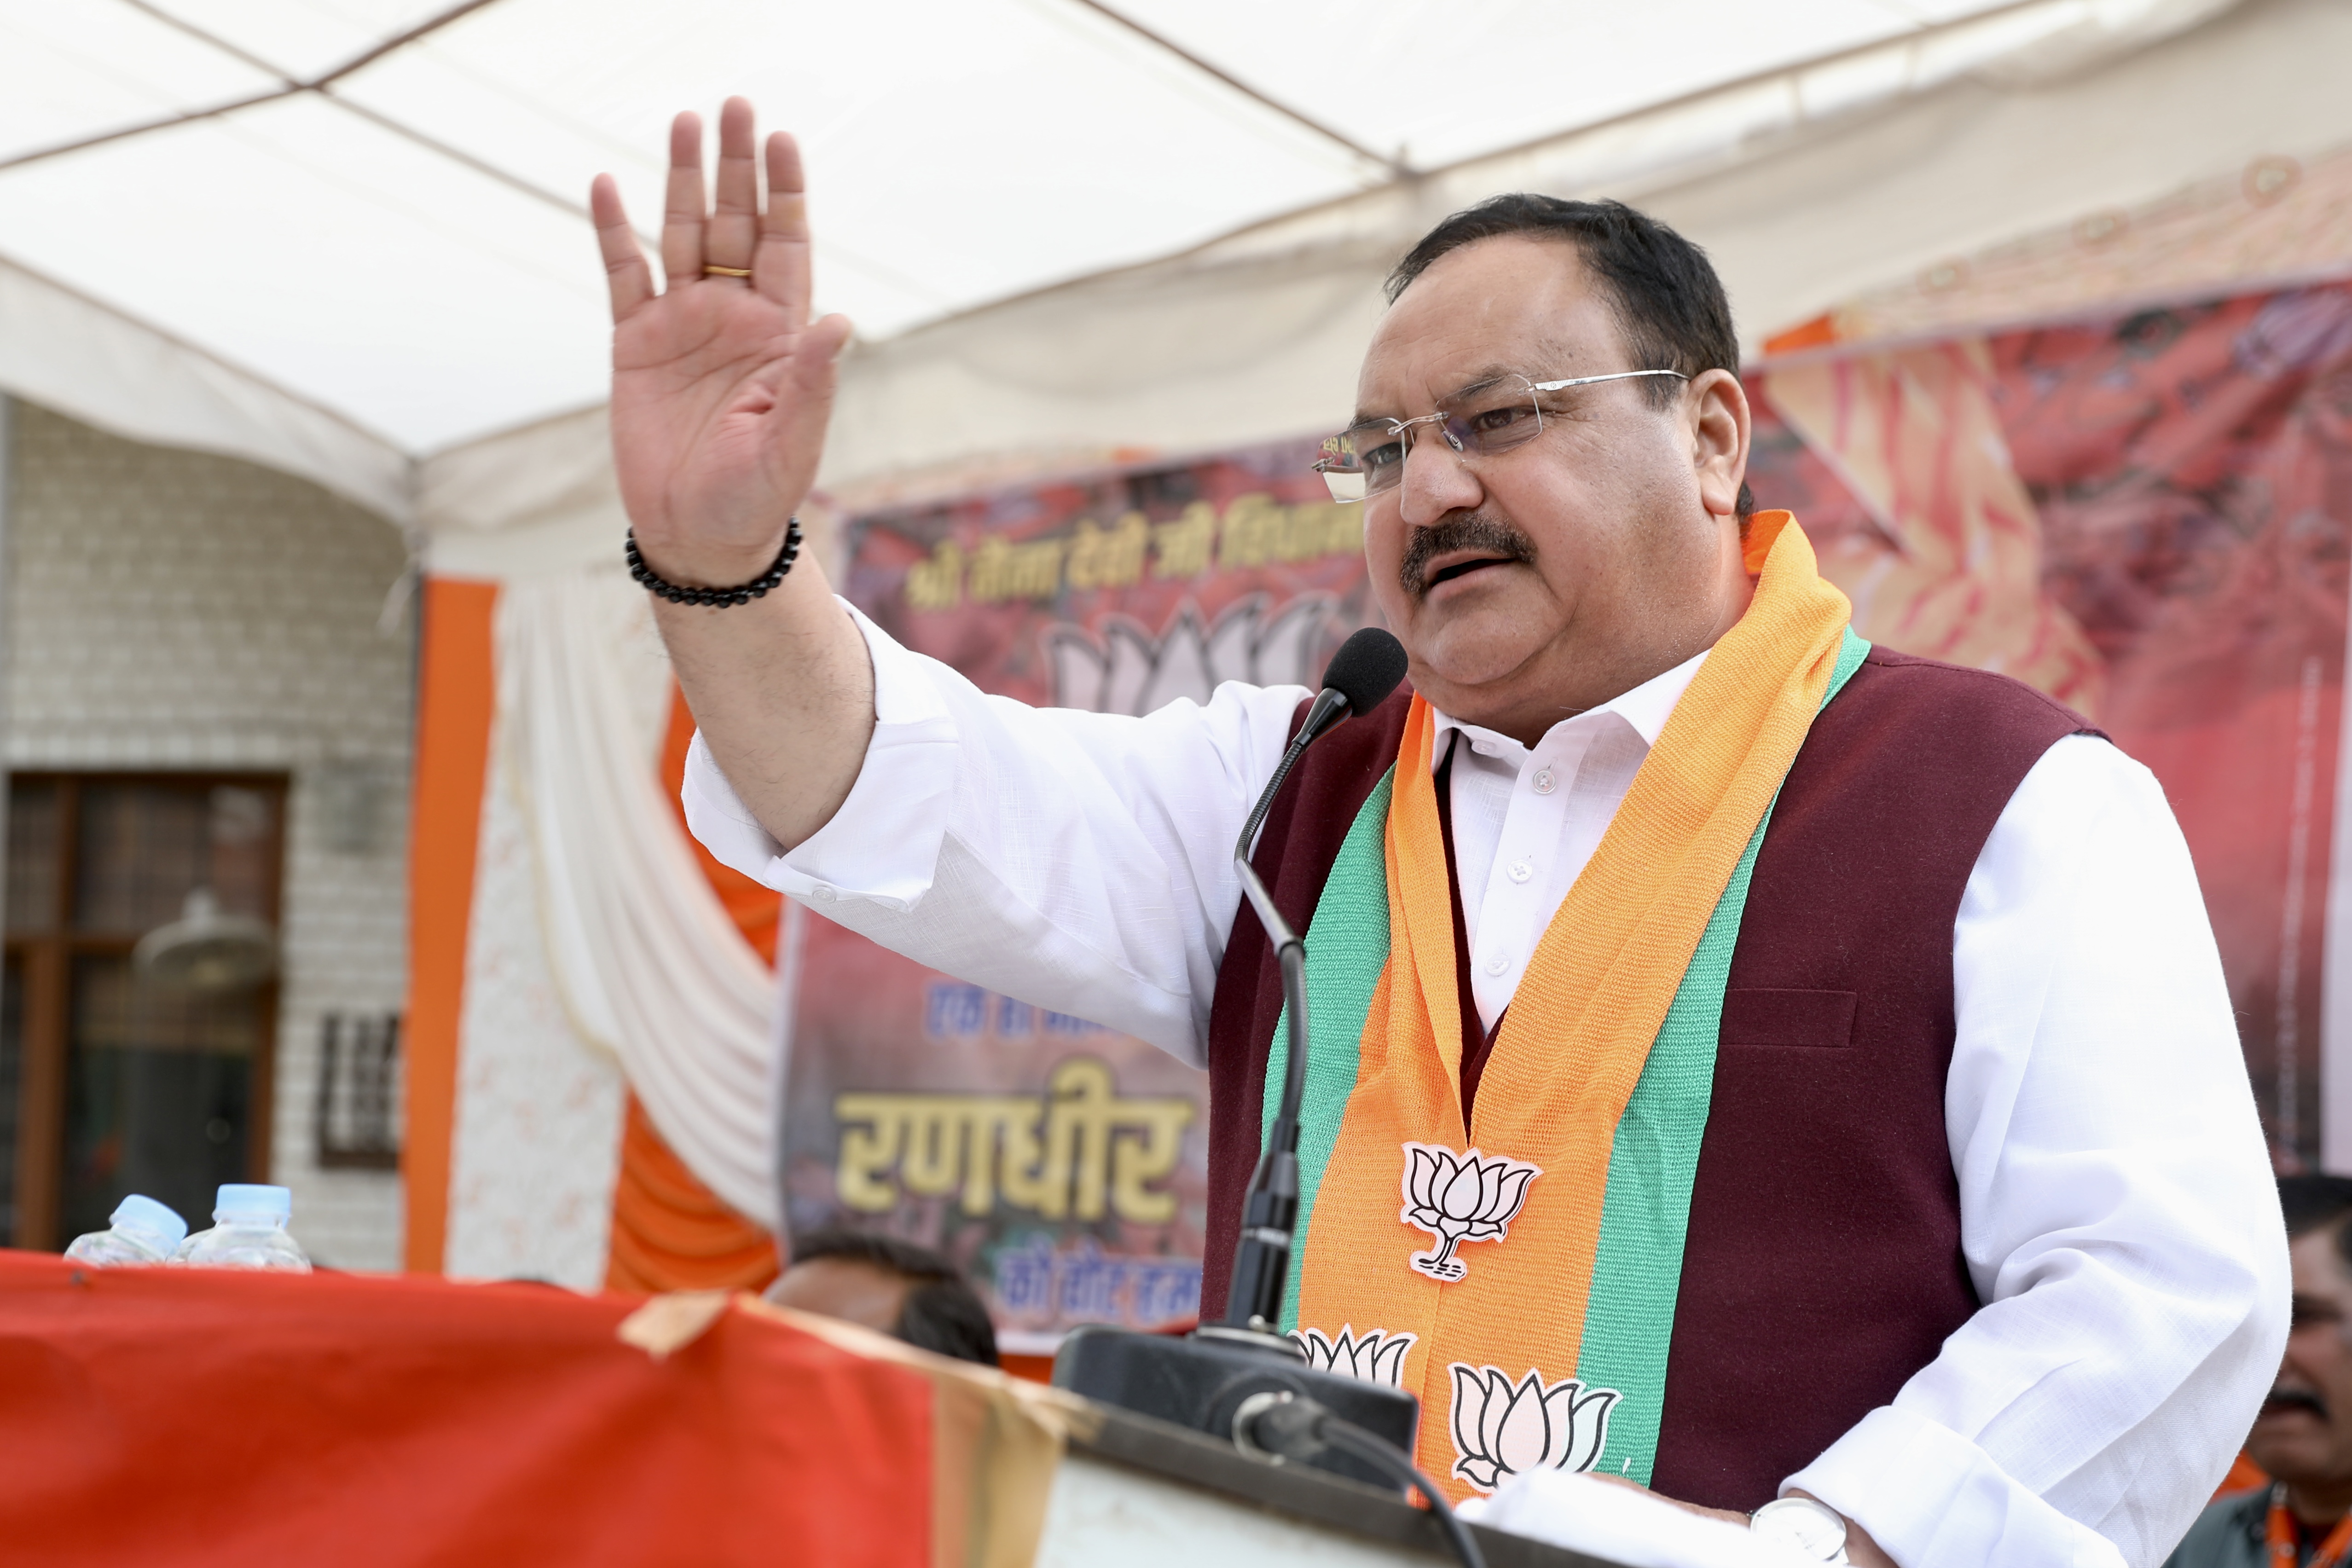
593;98;852;589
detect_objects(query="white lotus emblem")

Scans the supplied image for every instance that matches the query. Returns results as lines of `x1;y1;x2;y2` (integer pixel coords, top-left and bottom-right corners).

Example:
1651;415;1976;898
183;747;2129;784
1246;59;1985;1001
1292;1324;1415;1387
1045;593;1335;717
1447;1364;1619;1493
1400;1142;1539;1282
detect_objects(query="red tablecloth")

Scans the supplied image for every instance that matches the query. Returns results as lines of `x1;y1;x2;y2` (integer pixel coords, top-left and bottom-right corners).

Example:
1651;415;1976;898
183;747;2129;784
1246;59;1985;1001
0;1251;936;1566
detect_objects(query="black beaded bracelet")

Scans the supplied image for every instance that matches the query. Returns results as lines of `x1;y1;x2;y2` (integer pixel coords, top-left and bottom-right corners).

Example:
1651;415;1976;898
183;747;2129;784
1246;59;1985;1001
626;519;802;607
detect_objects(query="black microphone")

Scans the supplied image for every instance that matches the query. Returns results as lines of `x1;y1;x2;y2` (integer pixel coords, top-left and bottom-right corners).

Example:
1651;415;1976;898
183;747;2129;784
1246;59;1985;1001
1052;626;1429;1499
1223;626;1408;1334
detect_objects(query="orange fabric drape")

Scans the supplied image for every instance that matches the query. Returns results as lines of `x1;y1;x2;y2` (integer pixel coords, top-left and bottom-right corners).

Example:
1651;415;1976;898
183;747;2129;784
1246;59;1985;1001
606;1095;783;1293
658;683;781;966
601;689;787;1293
403;578;500;1274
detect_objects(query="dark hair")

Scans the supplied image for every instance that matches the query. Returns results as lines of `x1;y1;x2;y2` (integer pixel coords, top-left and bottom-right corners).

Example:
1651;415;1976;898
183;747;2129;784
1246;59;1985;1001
2281;1174;2352;1235
790;1228;999;1366
1386;194;1753;519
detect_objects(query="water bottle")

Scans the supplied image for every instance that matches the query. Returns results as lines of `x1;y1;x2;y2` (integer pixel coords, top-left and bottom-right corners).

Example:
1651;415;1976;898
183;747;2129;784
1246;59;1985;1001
172;1184;312;1273
63;1194;189;1266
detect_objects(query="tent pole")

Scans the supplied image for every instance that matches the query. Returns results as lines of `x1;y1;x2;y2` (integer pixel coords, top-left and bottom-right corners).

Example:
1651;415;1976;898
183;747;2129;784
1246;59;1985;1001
1061;0;1405;175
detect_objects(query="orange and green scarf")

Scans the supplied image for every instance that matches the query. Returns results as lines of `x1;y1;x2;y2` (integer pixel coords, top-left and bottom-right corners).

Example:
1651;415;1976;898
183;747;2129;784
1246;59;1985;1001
1263;513;1863;1499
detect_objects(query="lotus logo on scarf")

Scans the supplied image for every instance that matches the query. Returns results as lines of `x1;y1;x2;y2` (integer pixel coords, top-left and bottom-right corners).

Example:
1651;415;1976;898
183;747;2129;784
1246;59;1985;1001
1292;1325;1415;1387
1447;1364;1620;1493
1399;1142;1540;1282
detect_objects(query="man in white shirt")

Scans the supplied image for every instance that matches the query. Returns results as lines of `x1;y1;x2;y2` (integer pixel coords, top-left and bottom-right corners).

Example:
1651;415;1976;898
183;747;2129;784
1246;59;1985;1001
591;98;2285;1568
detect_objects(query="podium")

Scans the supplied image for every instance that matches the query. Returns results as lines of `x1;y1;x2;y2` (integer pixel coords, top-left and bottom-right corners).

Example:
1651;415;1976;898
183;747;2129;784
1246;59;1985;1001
0;1252;1610;1568
1045;1400;1603;1568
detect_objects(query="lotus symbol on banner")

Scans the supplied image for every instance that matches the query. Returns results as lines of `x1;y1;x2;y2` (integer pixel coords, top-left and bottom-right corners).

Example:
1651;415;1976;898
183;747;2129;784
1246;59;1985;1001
1400;1142;1540;1282
1292;1325;1415;1387
1448;1364;1620;1493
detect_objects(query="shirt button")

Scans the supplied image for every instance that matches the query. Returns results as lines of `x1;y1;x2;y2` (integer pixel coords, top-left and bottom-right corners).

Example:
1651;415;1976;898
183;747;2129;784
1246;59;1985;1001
1507;861;1533;884
1532;767;1556;794
809;883;836;903
1483;951;1510;976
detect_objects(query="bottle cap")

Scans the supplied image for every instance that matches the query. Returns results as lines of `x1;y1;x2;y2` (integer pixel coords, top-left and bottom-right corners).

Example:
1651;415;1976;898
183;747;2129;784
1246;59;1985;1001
214;1184;293;1224
111;1194;189;1250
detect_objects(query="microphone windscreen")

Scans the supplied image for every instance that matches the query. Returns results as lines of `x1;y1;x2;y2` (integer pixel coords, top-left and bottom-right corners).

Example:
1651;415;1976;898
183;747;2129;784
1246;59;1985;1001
1321;627;1409;716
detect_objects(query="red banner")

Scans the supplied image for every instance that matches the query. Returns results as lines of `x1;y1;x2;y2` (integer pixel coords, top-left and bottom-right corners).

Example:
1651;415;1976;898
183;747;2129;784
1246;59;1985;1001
1752;282;2352;1167
788;444;1382;1350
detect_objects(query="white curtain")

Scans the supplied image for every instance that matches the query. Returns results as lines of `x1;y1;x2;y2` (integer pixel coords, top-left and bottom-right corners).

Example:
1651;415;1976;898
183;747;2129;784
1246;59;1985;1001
494;567;780;1230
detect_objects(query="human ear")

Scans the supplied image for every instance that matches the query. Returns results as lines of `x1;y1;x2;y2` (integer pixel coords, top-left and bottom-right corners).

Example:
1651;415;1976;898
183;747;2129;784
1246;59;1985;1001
1688;369;1750;518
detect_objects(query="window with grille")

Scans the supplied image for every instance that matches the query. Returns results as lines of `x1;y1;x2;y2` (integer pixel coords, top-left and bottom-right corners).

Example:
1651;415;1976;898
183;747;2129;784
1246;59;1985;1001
315;1011;400;1171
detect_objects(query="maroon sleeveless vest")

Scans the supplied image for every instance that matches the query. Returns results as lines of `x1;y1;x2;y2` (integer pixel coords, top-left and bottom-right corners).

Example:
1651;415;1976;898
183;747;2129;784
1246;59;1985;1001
1202;647;2094;1509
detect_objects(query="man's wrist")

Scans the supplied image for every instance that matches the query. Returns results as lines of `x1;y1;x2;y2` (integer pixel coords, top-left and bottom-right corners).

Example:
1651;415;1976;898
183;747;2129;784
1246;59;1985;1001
628;522;801;607
629;525;796;591
1773;1492;1894;1568
1752;1494;1850;1562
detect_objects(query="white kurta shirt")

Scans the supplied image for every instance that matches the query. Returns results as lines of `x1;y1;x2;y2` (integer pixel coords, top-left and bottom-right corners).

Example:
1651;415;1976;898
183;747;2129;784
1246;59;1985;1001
684;602;2286;1568
1434;647;1705;1035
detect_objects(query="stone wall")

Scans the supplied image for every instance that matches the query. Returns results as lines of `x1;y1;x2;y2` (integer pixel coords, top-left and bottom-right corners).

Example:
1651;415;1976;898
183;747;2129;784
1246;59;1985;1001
4;400;412;1269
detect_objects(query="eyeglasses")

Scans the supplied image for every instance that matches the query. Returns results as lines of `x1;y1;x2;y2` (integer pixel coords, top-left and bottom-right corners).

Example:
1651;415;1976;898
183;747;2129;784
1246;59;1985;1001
1311;369;1689;503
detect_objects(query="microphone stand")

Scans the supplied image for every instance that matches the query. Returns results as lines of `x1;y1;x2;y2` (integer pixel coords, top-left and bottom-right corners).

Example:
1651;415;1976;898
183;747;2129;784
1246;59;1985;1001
1215;683;1345;1342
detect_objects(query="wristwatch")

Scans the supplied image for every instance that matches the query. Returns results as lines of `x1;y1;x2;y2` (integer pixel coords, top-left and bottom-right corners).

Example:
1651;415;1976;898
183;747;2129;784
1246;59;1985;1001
1750;1496;1850;1562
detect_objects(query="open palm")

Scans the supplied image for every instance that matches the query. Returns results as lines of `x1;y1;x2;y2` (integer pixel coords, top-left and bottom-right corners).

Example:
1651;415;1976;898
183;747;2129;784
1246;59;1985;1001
593;99;852;585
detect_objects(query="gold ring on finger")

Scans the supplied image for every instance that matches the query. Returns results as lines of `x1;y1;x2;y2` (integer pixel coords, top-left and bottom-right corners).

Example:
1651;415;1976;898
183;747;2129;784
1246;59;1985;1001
702;264;753;278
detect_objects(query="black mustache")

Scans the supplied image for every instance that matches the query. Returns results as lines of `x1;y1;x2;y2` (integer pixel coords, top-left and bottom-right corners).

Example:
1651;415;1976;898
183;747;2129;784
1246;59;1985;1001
2265;1388;2329;1419
1400;515;1537;598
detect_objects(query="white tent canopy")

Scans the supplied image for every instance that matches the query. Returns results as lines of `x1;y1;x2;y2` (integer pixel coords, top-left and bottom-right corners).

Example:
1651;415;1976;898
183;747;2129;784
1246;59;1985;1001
3;0;2347;543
